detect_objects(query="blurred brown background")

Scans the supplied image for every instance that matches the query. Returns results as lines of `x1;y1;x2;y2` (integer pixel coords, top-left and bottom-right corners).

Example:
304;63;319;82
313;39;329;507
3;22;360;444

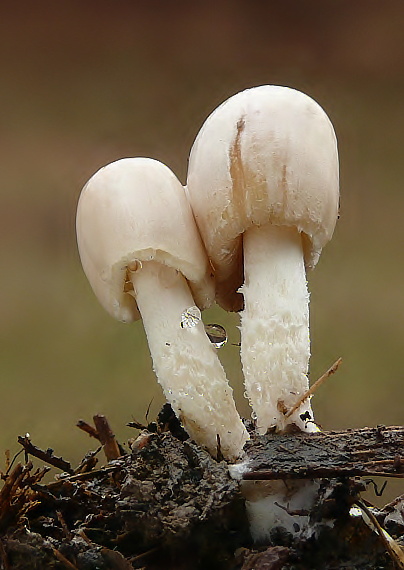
1;1;403;498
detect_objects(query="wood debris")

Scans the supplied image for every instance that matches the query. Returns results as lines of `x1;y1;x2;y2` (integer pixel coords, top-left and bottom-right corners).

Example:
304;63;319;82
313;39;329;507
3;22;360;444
0;408;402;569
243;425;404;480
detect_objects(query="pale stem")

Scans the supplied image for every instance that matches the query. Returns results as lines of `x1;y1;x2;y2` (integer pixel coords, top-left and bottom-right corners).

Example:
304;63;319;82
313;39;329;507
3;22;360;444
242;479;321;542
241;223;316;433
129;260;249;460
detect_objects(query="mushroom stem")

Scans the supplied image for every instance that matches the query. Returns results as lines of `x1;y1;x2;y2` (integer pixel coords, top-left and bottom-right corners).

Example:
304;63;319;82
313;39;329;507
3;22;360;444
129;260;249;460
240;223;316;433
242;479;321;542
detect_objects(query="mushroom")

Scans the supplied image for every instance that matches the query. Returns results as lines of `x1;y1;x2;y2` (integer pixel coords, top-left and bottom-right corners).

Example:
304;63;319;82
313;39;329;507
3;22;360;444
186;85;339;434
76;157;248;460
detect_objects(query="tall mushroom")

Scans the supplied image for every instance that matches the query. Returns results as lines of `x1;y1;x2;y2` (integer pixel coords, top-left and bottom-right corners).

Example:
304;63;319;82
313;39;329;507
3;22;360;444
76;157;248;460
186;85;339;434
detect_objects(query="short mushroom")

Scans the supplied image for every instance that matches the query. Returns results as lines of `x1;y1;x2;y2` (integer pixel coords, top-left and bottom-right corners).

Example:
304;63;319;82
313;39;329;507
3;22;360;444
76;157;248;460
186;85;339;434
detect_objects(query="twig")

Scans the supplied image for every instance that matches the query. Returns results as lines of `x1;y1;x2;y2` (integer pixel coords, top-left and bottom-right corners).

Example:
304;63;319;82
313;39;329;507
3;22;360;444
56;510;72;539
145;397;154;423
361;458;403;467
128;546;161;564
77;416;124;462
0;464;24;507
3;449;24;477
76;420;100;440
49;544;79;570
46;465;120;489
243;468;404;481
74;447;101;474
25;466;50;488
93;415;121;461
381;493;404;513
127;419;148;430
17;436;73;474
76;529;93;545
0;462;35;532
355;500;404;569
286;357;342;418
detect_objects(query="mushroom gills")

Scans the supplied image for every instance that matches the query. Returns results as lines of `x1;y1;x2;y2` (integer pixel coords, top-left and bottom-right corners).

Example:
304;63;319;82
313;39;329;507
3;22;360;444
128;260;249;460
240;223;316;433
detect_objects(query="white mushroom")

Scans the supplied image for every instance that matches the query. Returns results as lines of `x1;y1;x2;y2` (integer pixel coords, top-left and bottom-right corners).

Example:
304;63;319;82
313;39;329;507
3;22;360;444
76;157;248;460
186;86;339;434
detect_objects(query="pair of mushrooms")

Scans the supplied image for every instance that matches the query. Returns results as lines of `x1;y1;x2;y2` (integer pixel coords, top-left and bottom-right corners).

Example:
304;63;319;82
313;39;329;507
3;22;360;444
76;85;339;462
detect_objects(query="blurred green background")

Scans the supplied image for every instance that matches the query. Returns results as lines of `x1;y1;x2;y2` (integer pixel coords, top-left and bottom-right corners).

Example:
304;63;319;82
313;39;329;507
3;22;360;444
1;1;403;499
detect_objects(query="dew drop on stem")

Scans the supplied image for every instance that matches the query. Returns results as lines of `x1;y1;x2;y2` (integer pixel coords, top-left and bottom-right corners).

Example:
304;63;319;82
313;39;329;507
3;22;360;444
181;306;201;328
204;323;228;348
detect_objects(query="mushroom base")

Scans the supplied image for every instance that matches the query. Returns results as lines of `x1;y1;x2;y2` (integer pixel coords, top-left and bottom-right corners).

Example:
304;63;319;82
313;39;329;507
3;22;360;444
240;223;316;434
241;479;322;544
129;260;249;460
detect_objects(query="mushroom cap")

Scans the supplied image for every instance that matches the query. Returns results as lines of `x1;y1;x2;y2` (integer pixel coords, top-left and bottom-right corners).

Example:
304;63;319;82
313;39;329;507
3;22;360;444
186;85;339;311
76;157;215;322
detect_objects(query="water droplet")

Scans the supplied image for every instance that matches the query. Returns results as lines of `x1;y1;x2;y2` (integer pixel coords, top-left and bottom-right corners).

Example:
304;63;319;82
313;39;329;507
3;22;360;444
181;306;201;328
205;323;227;348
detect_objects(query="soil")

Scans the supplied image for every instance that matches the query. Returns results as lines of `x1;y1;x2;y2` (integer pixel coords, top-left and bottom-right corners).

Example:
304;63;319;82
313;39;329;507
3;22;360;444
0;406;403;569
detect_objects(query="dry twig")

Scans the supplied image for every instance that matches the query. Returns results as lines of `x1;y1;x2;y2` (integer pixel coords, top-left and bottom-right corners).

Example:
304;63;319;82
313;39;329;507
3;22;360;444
286;357;342;418
92;415;122;461
355;500;404;570
76;420;100;440
17;436;73;474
